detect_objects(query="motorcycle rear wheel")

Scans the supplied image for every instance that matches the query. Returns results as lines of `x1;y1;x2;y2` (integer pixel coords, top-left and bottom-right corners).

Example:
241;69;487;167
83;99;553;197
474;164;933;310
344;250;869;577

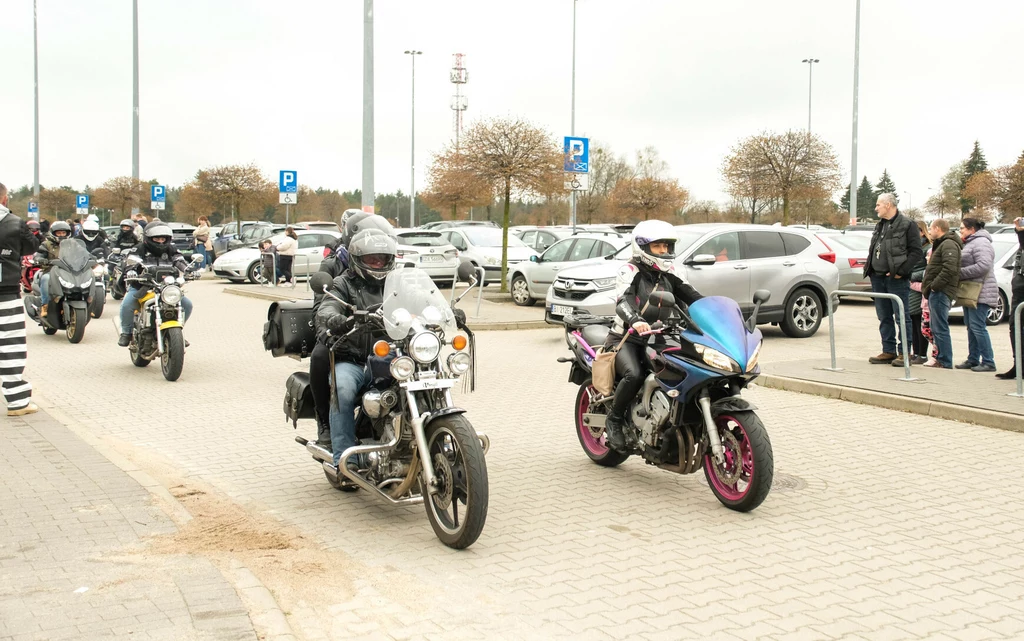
703;410;773;513
161;327;185;382
575;379;629;468
66;307;87;344
419;415;488;549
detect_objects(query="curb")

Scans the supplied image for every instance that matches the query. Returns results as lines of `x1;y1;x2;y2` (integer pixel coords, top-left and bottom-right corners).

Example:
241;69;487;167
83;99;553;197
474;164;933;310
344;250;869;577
758;374;1024;433
223;286;552;331
228;562;298;641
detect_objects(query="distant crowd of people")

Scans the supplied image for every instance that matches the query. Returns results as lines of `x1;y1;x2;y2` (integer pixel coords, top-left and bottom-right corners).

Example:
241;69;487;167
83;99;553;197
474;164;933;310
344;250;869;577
865;192;1022;379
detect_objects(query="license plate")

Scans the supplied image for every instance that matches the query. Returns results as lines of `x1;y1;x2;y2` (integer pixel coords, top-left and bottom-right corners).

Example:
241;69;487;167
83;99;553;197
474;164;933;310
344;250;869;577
551;304;574;316
420;255;444;263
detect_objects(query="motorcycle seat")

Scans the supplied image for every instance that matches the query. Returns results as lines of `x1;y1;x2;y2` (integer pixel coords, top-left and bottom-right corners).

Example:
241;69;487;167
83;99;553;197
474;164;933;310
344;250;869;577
581;324;610;350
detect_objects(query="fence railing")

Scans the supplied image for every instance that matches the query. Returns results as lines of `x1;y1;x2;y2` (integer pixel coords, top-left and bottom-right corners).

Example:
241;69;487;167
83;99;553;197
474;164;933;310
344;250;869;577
1010;302;1023;399
825;290;918;382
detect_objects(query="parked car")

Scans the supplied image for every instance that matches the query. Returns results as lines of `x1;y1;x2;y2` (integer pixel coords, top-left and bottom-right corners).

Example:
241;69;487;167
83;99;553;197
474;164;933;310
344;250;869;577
816;231;871;293
513;227;574;253
546;224;840;338
429;220;500;231
437;227;537;285
101;225;120;239
844;224;877;232
394;230;460;284
507;233;626;306
303;221;341;233
213;230;339;283
949;235;1017;325
165;222;196;260
212;221;261;258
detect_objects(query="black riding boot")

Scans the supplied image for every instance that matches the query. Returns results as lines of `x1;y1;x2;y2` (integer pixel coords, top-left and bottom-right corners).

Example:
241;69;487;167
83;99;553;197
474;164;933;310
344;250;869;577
316;413;332;449
604;411;627;452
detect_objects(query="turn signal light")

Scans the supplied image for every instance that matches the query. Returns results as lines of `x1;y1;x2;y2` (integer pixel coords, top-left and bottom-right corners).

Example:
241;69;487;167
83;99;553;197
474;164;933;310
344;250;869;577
373;340;391;358
452;335;468;351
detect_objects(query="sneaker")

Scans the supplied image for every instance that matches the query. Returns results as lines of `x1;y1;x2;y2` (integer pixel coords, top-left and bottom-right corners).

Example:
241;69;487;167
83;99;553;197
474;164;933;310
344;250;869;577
117;334;131;347
971;363;996;373
954;360;976;370
7;403;39;417
995;367;1018;380
868;352;897;364
924;362;951;369
911;355;928;365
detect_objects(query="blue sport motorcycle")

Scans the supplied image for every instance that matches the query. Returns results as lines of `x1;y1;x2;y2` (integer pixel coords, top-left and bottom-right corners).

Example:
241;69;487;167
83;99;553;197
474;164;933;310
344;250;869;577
560;290;774;512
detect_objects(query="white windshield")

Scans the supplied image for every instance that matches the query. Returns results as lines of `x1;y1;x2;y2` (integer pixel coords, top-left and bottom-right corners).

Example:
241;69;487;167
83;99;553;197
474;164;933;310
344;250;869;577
381;268;459;340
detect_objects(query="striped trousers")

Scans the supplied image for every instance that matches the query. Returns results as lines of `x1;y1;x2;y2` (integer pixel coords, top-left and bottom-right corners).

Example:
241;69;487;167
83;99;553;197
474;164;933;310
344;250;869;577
0;294;32;411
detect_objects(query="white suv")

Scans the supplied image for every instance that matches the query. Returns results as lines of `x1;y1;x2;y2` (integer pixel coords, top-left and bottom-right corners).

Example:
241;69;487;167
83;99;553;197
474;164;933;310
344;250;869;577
439;227;537;286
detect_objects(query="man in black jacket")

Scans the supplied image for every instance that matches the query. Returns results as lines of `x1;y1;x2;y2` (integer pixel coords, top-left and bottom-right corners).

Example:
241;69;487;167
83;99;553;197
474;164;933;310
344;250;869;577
0;182;41;416
117;224;193;346
314;230;397;470
863;193;924;364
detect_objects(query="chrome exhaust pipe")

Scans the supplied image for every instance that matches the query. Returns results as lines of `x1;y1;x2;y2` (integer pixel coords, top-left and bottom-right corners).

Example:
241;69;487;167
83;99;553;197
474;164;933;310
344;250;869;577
305;436;423;506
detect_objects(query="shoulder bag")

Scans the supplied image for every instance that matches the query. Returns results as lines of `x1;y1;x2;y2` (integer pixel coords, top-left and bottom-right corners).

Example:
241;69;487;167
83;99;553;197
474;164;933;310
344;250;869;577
591;332;630;396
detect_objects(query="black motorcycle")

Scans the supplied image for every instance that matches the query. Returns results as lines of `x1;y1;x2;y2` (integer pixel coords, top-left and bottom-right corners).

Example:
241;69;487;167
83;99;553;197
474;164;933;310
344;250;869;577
24;238;95;343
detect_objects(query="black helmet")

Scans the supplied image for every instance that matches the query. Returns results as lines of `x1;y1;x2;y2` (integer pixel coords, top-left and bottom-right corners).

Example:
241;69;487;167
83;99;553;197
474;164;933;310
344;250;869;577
348;229;397;282
143;223;174;256
48;221;72;244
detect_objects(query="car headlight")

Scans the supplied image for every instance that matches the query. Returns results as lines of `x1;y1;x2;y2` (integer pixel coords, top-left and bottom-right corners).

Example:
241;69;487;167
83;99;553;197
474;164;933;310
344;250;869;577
409;332;442;363
161;285;183;305
390;356;415;380
695;344;741;373
448;351;471;375
593;277;617;290
746;341;762;372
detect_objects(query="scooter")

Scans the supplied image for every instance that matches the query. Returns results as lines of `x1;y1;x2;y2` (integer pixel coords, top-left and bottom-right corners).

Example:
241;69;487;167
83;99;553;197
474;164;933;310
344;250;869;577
24;238;96;344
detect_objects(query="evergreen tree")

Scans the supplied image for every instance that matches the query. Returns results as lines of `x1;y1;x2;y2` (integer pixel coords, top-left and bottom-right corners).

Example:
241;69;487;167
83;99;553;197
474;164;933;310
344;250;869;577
839;183;851;212
874;169;898;203
960;140;988;213
856;176;875;221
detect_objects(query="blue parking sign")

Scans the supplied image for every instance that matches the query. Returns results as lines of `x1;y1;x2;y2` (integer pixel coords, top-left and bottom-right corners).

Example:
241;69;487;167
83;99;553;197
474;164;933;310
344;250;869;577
279;170;298;193
76;194;89;209
28;202;38;214
151;185;166;202
563;137;590;173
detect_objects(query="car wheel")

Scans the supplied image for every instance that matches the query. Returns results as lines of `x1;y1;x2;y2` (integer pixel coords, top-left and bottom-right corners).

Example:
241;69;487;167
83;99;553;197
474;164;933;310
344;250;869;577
510;275;535;306
780;287;822;338
988;291;1008;325
246;261;263;284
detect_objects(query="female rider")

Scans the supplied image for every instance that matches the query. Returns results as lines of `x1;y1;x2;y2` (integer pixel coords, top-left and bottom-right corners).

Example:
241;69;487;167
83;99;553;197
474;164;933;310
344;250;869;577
604;220;704;452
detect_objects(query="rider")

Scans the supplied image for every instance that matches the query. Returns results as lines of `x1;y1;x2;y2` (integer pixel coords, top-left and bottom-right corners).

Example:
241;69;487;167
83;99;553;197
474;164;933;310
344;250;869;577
603;220;704;452
117;223;194;347
33;221;73;318
26;220;41;240
113;219;139;251
79;219;110;256
314;229;398;471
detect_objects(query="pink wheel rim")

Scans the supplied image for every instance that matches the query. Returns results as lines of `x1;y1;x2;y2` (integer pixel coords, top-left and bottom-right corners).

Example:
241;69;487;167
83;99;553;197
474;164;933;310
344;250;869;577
704;414;754;501
577;385;609;456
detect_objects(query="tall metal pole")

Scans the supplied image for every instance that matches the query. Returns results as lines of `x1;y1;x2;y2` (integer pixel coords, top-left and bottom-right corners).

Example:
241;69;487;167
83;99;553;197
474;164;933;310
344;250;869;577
132;0;139;184
849;1;861;225
33;0;40;198
405;50;421;228
802;58;818;133
569;0;577;232
362;0;375;213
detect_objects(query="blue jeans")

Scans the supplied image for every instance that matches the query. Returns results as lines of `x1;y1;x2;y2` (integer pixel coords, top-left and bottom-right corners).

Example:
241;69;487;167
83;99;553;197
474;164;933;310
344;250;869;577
870;275;911;354
193;246;208;269
119;287;193;336
928;291;953;368
39;273;50;305
329;361;367;467
964;303;995;367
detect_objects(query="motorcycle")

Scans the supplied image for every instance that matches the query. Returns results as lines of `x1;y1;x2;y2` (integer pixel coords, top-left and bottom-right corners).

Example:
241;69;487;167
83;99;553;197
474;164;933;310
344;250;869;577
88;249;108;319
559;289;775;512
20;255;39;295
23;238;96;343
107;249;127;300
284;265;489;549
123;254;202;381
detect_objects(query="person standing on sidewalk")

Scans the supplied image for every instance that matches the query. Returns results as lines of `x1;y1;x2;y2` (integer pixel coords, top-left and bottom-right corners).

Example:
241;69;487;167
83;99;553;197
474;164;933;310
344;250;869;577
864;193;924;364
956;218;998;372
996;218;1024;379
921;218;963;369
903;221;931;366
0;182;41;416
275;226;298;286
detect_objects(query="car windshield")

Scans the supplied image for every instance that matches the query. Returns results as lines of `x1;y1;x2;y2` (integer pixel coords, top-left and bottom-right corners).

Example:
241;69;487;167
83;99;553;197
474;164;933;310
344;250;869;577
381;268;459;340
823;234;871;251
399;233;447;247
463;228;527;248
57;238;91;272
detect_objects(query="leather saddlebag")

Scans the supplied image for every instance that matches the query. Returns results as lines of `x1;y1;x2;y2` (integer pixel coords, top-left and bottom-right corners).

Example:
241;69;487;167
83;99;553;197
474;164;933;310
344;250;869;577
263;299;315;358
284;371;316;427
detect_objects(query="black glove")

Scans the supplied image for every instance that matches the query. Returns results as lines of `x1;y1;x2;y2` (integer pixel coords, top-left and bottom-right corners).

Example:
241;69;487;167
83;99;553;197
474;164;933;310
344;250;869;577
453;308;467;326
327;314;354;334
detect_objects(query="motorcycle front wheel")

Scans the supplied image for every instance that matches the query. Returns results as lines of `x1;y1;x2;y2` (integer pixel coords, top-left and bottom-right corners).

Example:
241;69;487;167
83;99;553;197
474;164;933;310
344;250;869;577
575;379;629;468
66;307;87;344
703;410;773;513
161;327;185;382
419;414;488;549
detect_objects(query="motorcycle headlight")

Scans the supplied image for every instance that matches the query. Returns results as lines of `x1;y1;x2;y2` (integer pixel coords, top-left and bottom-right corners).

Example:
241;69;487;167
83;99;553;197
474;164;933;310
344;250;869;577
448;351;472;375
695;344;741;373
389;356;415;380
92;265;106;277
58;276;74;288
746;341;762;373
409;332;441;364
161;285;183;306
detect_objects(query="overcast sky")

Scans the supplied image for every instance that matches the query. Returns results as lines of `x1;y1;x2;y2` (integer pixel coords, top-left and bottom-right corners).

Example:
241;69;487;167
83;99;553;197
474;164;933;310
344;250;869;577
3;0;1023;211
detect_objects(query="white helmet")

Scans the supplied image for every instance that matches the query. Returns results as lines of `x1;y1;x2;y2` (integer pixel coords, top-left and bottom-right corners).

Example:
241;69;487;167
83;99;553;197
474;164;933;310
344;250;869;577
630;220;678;274
82;219;100;241
86;214;100;224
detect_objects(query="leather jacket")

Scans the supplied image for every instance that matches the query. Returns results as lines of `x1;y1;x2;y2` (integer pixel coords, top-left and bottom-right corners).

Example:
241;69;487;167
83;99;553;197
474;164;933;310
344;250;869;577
610;265;703;346
314;270;385;364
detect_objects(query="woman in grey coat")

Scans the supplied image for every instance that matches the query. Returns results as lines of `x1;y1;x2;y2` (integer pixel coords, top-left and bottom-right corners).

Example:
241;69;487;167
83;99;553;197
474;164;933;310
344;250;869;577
957;218;998;372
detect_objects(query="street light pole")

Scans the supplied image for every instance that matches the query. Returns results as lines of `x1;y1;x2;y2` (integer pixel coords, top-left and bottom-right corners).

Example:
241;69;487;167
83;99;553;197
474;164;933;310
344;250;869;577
801;57;819;134
570;0;577;233
33;0;40;199
132;0;139;186
362;0;375;213
404;50;422;228
849;0;862;225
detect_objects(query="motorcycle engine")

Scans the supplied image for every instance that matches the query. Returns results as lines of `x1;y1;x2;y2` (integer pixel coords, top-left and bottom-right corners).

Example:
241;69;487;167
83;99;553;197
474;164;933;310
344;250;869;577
365;413;410;484
639;390;672;447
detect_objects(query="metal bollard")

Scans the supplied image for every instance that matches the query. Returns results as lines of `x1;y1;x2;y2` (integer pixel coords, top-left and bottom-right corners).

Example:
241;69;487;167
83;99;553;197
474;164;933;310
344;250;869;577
1010;302;1024;399
823;289;918;382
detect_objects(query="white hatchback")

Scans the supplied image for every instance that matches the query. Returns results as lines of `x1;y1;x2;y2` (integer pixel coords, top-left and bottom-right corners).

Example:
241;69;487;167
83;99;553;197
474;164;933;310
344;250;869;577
395;230;460;284
212;229;340;284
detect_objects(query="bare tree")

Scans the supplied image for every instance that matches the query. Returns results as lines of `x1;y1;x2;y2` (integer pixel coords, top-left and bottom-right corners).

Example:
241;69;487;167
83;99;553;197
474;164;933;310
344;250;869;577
723;131;843;226
93;176;147;218
609;148;689;222
190;163;274;227
421;149;494;220
682;200;721;224
459;117;562;291
721;148;774;224
575;144;630;224
38;186;76;219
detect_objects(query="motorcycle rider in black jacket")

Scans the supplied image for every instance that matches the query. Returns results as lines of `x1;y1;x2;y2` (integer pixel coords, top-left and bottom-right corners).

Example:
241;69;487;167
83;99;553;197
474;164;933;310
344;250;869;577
117;224;193;347
314;229;398;470
603;220;704;452
113;219;140;251
79;220;111;256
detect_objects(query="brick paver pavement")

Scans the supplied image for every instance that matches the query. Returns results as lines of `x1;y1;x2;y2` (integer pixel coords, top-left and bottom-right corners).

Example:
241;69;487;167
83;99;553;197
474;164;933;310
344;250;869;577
0;406;257;641
15;280;1024;639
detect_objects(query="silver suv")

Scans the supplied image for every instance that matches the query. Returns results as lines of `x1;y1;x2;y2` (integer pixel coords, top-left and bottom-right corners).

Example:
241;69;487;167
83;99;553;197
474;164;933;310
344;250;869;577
545;224;841;338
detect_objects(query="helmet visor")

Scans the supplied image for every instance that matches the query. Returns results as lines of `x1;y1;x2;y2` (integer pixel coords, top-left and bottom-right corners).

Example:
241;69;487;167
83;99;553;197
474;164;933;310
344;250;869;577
361;253;391;270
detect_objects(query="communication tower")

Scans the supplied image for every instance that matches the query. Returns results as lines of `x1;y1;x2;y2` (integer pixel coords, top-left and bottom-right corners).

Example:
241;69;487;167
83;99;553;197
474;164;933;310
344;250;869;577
450;53;468;149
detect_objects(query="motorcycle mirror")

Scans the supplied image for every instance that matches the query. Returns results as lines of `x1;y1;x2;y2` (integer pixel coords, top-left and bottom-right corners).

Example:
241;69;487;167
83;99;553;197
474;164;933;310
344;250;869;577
190;254;203;263
456;260;476;283
309;272;333;293
753;289;771;305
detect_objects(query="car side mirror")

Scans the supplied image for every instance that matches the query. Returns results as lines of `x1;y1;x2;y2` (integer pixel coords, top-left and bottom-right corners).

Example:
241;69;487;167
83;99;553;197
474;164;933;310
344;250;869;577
753;289;771;305
530;255;539;263
686;254;717;266
309;272;333;293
